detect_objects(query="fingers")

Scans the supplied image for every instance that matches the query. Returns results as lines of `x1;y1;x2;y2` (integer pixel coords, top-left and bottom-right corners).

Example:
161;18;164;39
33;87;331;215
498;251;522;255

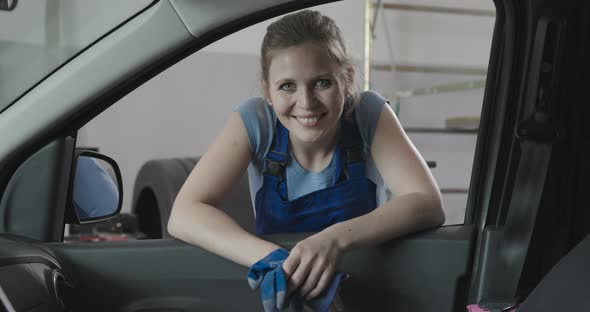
286;257;311;297
281;253;300;279
299;262;323;299
281;236;343;303
305;268;333;300
282;253;302;297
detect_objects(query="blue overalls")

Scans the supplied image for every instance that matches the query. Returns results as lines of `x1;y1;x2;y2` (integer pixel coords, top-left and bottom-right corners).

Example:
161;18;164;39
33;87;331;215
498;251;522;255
255;115;378;235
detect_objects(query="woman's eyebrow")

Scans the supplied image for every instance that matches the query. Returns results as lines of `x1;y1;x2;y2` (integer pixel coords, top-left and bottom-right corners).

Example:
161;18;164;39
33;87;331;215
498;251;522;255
313;73;335;79
273;78;294;86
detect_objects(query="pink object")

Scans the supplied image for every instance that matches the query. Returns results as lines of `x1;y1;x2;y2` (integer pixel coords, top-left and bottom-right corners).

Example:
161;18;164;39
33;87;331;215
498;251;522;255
466;304;518;312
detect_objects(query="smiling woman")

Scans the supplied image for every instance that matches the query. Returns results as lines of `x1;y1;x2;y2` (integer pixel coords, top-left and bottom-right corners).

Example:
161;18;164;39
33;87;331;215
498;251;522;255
167;9;445;312
3;0;586;310
0;0;587;310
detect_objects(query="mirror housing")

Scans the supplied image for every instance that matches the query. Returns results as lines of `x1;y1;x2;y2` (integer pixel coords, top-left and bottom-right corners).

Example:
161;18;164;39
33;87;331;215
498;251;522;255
65;150;123;224
0;0;17;11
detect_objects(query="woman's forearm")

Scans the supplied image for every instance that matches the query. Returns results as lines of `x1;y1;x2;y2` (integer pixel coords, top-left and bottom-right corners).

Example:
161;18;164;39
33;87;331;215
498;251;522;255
167;200;280;267
326;192;445;251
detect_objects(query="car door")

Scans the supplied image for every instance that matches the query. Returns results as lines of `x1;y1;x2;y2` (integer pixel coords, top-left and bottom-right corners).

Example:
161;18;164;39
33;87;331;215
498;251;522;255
0;0;586;311
0;1;476;310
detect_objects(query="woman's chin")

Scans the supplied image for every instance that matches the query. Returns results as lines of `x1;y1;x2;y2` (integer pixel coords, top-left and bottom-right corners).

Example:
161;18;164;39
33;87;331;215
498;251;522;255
290;131;332;146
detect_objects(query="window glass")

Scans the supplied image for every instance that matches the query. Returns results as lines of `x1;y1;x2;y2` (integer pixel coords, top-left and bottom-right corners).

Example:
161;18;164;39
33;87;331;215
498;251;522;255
0;0;152;112
67;1;495;242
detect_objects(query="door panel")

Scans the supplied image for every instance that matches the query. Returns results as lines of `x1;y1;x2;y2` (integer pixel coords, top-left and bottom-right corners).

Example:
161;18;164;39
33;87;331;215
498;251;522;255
0;137;75;242
47;225;474;312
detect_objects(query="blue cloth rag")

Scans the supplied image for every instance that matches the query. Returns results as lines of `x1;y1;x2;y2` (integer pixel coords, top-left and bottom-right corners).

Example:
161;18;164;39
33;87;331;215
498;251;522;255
247;248;347;312
248;248;290;311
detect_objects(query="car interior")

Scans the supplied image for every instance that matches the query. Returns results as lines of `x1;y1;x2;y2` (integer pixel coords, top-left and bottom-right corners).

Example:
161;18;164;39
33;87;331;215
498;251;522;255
0;0;589;311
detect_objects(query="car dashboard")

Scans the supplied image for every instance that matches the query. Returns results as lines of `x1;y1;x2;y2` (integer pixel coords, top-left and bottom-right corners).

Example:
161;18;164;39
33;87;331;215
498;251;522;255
0;235;71;312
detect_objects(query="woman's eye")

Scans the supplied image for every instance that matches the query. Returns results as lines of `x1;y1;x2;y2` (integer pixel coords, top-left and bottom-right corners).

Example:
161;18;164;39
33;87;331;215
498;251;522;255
280;83;296;92
316;79;331;88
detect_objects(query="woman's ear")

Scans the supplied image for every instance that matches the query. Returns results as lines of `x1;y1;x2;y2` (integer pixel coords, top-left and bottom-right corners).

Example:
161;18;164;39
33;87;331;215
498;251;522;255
346;67;356;93
260;80;272;105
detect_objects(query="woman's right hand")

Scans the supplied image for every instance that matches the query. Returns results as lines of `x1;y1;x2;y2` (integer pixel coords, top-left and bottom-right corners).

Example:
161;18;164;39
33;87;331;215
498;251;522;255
282;229;344;301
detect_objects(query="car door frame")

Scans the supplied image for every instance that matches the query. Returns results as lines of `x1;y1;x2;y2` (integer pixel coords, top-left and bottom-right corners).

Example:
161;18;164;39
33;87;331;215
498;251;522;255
1;0;561;311
466;0;590;306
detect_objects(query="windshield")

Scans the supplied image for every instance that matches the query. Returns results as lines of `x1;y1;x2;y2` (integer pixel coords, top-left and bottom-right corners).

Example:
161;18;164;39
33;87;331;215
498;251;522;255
0;0;153;112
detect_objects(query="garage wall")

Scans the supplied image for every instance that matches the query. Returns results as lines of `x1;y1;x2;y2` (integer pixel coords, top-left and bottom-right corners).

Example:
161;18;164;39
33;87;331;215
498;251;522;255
77;0;496;225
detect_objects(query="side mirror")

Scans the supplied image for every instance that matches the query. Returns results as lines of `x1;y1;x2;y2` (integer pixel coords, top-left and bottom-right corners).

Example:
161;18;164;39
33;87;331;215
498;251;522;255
66;150;123;224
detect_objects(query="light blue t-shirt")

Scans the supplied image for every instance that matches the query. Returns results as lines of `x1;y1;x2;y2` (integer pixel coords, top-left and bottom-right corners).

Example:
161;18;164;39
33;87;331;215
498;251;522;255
236;91;389;215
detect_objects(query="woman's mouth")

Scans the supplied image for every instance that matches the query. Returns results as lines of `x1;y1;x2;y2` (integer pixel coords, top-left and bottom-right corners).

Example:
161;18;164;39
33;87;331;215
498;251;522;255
293;113;326;127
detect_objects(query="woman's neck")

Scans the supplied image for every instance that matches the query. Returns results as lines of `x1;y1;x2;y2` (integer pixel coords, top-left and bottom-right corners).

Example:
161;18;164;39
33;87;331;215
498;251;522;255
289;128;339;173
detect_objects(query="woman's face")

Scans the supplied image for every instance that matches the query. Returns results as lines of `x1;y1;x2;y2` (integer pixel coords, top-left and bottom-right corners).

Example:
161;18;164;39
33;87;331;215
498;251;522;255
264;42;347;148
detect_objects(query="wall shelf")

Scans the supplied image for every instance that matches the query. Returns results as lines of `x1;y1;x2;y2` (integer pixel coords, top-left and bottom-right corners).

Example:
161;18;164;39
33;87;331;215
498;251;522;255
380;3;496;17
373;63;488;76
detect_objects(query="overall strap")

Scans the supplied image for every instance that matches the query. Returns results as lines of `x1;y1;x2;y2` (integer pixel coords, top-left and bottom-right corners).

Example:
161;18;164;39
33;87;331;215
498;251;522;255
263;120;289;178
340;114;366;179
262;120;289;198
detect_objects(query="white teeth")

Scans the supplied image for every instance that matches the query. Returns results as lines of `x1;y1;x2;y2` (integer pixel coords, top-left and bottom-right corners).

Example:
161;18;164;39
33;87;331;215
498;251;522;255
297;116;320;122
294;114;323;126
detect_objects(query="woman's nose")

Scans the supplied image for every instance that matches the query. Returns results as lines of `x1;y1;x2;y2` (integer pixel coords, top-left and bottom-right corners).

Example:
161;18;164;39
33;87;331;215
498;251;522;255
297;89;317;109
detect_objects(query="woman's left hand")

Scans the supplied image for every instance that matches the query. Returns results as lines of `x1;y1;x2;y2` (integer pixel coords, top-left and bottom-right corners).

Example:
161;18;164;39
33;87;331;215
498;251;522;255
282;229;344;300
